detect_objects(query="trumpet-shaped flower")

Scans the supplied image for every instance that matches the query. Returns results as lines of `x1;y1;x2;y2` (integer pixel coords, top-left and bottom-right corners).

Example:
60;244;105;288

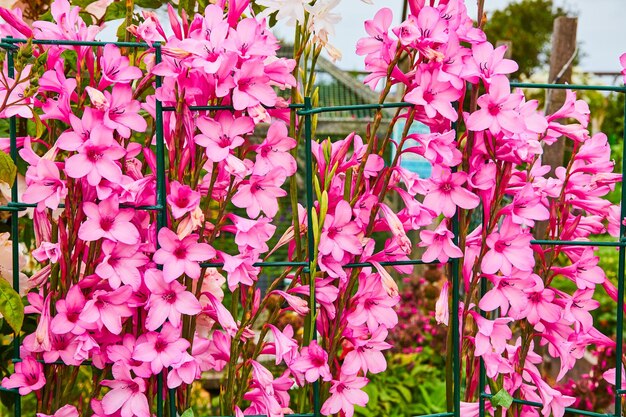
289;340;332;383
79;286;134;335
101;363;150;417
342;327;391;375
231;168;288;218
321;373;369;417
144;268;202;330
153;228;215;282
78;196;140;245
22;159;67;211
195;113;254;162
132;323;190;374
167;181;201;219
1;356;45;395
466;75;524;134
481;218;535;275
419;220;464;263
423;167;480;218
319;200;363;261
64;129;126;186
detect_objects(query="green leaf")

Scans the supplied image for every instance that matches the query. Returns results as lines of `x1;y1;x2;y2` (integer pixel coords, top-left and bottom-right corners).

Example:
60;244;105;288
136;0;167;8
180;408;195;417
491;389;513;409
0;278;23;334
0;150;17;186
104;2;127;21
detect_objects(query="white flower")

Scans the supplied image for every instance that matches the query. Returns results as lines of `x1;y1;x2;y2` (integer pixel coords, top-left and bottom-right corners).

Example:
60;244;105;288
256;0;307;27
305;0;342;39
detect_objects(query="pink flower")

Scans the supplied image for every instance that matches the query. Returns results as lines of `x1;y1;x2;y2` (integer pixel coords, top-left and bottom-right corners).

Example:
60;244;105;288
521;282;562;325
153;228;215;282
471;312;513;356
144;268;202;330
100;44;142;85
378;203;412;254
435;280;450;325
343;327;391;375
253;122;297;175
51;285;91;335
231;168;288;218
36;404;79;417
481;218;535;275
33;242;61;264
232;60;277;110
478;271;535;316
107;334;152;379
79;286;134;335
101;364;150;417
348;275;398;332
64;125;126;186
321;373;369;417
423;166;480;218
194;113;254;162
167;352;199;389
504;184;549;226
562;289;599;333
267;324;298;365
228;214;276;252
466;75;524;134
90;84;147;138
95;240;148;291
132;323;190;374
621;53;626;84
78;196;140;245
290;340;332;383
167;181;201;219
405;68;460;121
222;251;260;291
272;290;310;316
319;200;363;261
462;41;518;83
419;220;463;263
22;159;67;211
1;356;45;395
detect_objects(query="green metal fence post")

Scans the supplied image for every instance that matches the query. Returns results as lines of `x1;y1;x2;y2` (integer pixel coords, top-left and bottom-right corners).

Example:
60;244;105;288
6;35;21;417
153;41;170;417
614;86;626;417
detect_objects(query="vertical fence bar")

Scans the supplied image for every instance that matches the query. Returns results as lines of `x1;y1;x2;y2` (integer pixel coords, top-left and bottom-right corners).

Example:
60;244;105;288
7;38;21;417
303;96;320;417
450;108;461;417
615;88;626;417
153;42;169;417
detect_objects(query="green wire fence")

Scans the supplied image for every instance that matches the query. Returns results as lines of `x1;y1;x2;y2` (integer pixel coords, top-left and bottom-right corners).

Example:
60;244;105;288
0;36;622;417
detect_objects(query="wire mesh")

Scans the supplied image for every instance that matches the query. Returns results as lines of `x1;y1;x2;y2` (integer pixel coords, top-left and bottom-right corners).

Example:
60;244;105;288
0;36;622;417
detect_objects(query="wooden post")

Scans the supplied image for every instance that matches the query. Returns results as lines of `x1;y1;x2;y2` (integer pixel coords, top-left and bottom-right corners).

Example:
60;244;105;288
542;16;578;174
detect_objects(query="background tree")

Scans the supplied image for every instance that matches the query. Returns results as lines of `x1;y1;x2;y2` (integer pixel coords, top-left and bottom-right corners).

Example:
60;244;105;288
483;0;571;80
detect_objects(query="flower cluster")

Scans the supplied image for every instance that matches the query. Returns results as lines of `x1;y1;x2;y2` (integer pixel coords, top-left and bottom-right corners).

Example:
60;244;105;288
355;3;621;417
0;1;621;417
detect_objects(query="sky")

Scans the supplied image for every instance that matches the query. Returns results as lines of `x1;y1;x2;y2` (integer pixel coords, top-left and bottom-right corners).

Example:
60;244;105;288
272;0;626;75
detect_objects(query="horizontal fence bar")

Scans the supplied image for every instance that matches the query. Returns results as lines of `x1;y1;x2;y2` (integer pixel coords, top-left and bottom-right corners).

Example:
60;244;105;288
0;38;151;48
200;261;309;268
411;413;454;417
481;394;612;417
0;386;17;394
510;82;626;93
201;259;441;269
162;103;306;112
530;239;626;247
204;414;315;417
297;102;414;115
0;202;163;211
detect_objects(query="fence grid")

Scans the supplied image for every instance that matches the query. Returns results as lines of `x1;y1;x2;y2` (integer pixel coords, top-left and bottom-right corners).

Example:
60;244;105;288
0;37;622;417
